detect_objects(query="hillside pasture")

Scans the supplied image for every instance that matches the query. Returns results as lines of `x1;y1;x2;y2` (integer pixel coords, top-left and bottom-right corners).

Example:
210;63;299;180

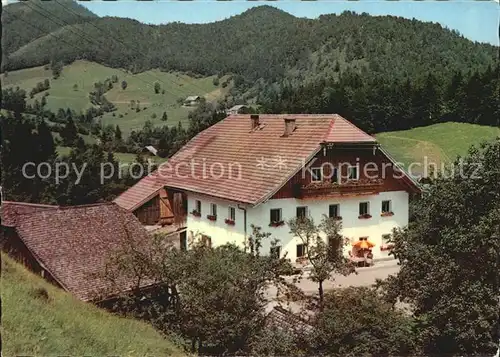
1;60;232;134
1;253;184;356
377;122;500;175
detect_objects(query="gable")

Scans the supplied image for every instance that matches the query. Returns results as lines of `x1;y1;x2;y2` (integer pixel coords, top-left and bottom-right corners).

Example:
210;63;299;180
272;144;421;200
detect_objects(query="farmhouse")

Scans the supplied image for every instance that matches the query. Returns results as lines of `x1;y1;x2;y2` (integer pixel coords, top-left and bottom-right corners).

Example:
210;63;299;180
184;95;201;106
0;201;160;303
115;114;421;262
226;104;249;115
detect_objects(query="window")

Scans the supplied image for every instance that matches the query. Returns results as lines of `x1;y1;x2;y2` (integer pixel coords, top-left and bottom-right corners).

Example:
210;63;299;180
270;208;282;223
296;206;308;219
359;202;370;216
348;165;359;180
201;235;212;248
329;204;340;218
310;167;323;182
270;245;281;258
296;244;307;258
382;200;392;213
195;200;201;213
210;203;217;217
180;231;187;251
330;166;339;183
228;206;236;221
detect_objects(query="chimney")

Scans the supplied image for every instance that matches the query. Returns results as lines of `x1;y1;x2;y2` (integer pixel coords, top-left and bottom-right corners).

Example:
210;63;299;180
250;114;260;130
283;118;296;136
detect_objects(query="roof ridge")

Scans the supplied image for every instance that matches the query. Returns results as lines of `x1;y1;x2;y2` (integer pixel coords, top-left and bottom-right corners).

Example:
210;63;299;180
54;202;116;210
336;115;375;140
1;201;59;208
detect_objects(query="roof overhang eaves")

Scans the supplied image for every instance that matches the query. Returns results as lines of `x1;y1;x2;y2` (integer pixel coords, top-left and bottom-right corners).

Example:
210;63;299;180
377;145;423;193
164;185;256;206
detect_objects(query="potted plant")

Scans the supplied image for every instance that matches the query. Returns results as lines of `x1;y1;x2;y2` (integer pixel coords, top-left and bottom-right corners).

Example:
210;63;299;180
224;218;235;226
358;214;372;219
206;214;217;221
381;211;394;217
191;210;201;217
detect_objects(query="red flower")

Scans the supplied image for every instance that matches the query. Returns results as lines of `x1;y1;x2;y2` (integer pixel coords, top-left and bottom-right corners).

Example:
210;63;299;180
225;218;235;226
207;214;217;221
381;212;394;217
358;214;372;219
269;221;285;227
191;210;201;217
380;243;395;251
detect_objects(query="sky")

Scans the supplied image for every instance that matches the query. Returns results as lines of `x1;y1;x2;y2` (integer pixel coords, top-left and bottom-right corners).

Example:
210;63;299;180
75;0;499;46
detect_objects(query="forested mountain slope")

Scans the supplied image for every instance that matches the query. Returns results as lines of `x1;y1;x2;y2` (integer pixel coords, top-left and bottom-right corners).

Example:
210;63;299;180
3;5;497;85
2;0;97;55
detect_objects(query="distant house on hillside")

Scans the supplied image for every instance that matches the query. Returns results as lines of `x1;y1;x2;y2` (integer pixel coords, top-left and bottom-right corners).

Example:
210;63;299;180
184;95;201;106
0;201;174;304
226;104;248;115
144;145;158;156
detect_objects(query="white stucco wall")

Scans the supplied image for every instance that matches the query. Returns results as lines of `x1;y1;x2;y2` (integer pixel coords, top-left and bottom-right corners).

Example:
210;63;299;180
186;191;409;261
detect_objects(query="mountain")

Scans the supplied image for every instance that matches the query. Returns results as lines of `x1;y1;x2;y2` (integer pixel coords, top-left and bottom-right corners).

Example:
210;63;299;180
3;5;497;85
2;0;98;56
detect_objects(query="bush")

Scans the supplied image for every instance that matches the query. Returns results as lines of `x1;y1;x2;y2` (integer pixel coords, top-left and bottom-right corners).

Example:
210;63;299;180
311;287;417;356
212;77;220;86
136;108;140;113
30;287;49;301
119;114;124;118
222;81;228;88
151;113;157;119
112;113;116;117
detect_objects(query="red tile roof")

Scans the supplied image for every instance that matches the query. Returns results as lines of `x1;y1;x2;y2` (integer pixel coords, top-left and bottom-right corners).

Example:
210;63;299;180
113;173;165;211
115;114;377;208
1;201;59;227
11;202;154;301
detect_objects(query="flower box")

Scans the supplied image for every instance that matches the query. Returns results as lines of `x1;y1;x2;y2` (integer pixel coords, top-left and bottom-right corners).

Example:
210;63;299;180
191;210;201;217
358;214;372;220
381;212;394;217
206;214;217;221
224;218;235;226
296;256;308;264
269;220;284;227
380;243;395;252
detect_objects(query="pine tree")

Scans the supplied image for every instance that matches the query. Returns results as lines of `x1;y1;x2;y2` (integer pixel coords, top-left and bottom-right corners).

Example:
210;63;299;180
161;111;168;121
154;81;161;94
36;120;56;161
114;125;122;142
60;118;79;147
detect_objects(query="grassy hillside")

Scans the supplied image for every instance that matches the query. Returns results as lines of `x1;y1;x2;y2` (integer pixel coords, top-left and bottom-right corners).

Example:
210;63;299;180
56;146;167;164
2;60;232;133
1;253;185;356
377;123;500;173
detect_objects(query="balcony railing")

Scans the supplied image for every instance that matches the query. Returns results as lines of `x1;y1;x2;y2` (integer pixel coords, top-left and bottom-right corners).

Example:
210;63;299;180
293;179;384;199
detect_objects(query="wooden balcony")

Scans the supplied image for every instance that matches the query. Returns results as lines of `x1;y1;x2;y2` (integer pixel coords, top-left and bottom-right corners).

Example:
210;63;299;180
293;179;384;199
